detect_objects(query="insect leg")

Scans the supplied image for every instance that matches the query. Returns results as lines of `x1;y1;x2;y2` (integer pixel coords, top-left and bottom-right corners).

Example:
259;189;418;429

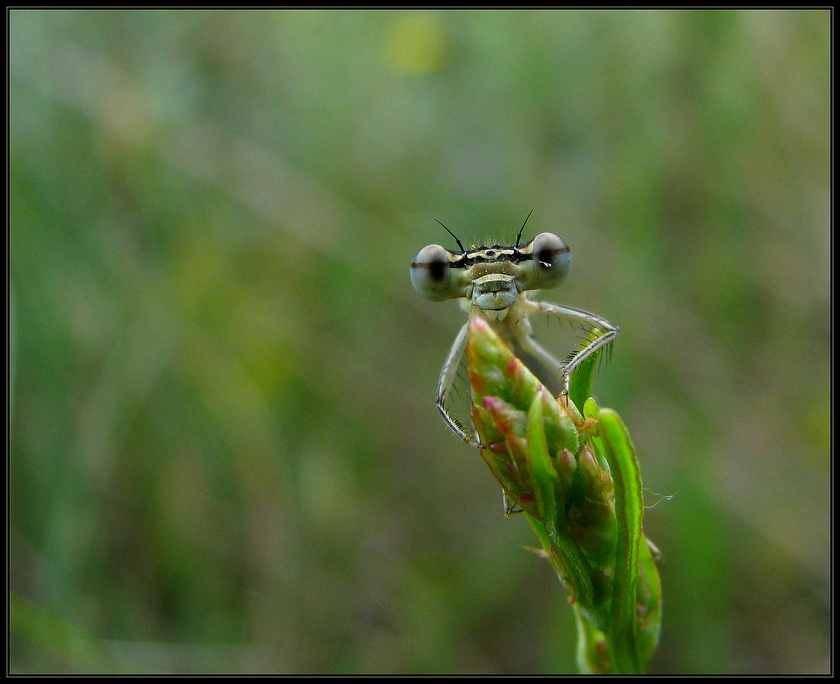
528;301;620;395
503;491;523;515
436;322;482;447
508;332;567;397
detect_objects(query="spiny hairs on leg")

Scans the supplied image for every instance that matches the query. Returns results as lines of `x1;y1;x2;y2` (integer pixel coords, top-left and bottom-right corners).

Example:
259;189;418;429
562;327;616;371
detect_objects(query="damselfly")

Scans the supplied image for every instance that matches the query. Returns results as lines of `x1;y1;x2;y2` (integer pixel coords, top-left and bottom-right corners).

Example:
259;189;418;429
410;212;618;448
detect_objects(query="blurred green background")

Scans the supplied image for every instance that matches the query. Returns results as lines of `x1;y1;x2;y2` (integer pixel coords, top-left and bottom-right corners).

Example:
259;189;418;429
9;9;830;674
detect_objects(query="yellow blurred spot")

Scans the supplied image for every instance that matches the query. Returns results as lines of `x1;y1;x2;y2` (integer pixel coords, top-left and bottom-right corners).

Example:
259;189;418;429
384;12;451;75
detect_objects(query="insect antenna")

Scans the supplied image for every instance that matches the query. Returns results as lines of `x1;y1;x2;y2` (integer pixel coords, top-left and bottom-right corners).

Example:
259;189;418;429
435;219;467;253
515;209;534;249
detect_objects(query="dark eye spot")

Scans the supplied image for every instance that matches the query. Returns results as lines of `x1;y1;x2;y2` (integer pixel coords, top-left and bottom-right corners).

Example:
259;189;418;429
536;247;560;268
429;258;448;281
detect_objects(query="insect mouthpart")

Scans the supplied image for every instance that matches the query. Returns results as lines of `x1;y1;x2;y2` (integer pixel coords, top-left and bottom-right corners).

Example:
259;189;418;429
471;274;519;315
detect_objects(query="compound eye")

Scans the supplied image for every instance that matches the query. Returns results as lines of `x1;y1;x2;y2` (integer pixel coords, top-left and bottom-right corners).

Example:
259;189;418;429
529;232;571;289
410;244;458;301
